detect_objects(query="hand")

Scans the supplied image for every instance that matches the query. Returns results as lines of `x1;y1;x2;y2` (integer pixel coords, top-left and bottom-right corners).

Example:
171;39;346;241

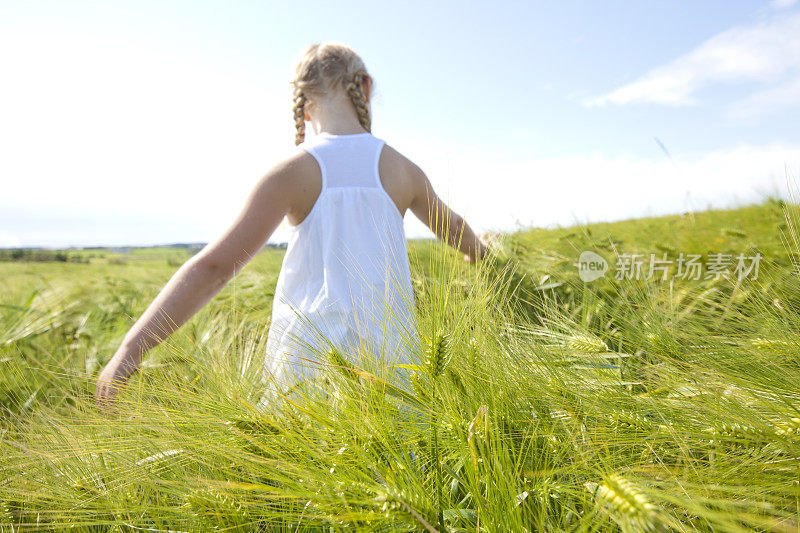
95;355;135;409
463;233;494;264
478;232;501;248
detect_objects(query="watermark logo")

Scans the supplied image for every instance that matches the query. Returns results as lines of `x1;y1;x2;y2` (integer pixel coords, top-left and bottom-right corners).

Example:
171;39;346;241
577;250;609;282
576;250;762;282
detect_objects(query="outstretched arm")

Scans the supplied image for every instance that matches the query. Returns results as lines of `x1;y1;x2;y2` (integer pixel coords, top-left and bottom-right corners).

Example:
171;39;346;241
408;163;488;263
95;155;301;406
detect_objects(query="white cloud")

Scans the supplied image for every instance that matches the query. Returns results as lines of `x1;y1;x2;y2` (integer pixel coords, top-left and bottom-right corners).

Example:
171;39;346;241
728;77;800;118
586;13;800;107
772;0;798;9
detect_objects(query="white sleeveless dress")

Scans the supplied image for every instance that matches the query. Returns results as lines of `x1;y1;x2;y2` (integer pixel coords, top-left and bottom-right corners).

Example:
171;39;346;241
262;132;418;394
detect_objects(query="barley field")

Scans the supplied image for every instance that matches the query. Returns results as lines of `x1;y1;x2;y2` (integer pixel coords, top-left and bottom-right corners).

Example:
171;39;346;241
2;198;800;532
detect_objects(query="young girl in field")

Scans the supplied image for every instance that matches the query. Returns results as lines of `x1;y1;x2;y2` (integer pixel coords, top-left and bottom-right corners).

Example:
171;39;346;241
95;41;487;405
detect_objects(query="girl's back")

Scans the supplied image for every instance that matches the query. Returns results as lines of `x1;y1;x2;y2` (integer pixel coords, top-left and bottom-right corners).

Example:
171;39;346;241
264;132;417;387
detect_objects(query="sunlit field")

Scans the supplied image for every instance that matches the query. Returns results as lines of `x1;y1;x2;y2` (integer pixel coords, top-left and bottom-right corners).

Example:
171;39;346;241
3;197;800;531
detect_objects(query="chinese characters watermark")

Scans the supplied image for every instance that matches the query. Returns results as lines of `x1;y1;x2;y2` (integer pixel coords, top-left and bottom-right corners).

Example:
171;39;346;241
577;251;761;282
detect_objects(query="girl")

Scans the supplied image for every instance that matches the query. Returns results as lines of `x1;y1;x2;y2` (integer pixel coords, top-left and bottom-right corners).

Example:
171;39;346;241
95;42;487;405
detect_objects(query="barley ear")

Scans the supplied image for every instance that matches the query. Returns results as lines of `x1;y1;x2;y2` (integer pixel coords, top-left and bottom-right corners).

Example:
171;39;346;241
328;347;359;381
586;474;658;530
426;328;452;378
566;332;608;353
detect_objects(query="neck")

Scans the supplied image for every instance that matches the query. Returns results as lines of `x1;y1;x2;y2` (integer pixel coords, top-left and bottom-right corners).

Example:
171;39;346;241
307;93;369;136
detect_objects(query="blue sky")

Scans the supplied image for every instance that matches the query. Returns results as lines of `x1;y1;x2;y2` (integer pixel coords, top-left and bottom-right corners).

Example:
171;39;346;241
1;0;799;247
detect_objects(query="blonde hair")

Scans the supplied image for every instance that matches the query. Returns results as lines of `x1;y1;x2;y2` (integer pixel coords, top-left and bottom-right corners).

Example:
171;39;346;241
290;42;373;145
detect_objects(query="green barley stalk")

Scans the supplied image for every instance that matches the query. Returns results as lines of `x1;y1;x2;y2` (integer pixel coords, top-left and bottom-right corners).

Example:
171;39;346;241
426;328;451;532
184;486;251;530
0;499;13;528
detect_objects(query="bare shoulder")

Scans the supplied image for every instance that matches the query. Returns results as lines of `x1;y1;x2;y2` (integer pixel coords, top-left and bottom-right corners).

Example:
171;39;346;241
260;146;323;224
378;143;428;215
379;142;430;201
250;147;320;204
383;143;435;199
380;143;425;184
261;147;318;185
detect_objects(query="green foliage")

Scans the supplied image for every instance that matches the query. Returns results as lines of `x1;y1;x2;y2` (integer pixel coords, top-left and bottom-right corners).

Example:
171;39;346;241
3;200;800;531
0;248;87;263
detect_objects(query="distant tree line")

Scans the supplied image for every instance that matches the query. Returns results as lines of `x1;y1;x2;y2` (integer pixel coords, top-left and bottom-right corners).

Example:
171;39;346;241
0;249;90;263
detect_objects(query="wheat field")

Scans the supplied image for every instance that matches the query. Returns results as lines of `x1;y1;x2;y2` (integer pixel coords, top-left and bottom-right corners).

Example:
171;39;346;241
2;198;800;531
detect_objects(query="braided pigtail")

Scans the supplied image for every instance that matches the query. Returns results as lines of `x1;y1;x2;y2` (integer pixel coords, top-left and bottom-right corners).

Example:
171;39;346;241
293;87;307;146
346;72;371;133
